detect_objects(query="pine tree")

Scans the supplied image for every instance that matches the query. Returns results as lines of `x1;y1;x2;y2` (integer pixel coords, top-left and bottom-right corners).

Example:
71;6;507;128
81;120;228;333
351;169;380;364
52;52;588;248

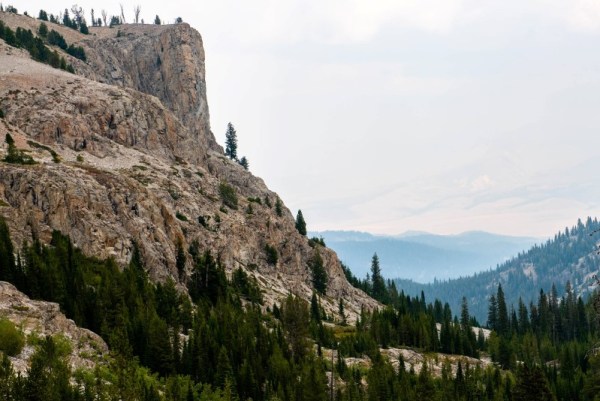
26;336;72;401
338;298;347;325
295;210;307;236
517;297;530;334
370;253;386;302
224;122;238;161
0;216;16;283
239;156;249;170
310;250;328;295
215;346;234;388
496;284;509;336
310;293;321;323
281;295;310;362
38;22;48;38
275;197;283;217
176;240;186;281
513;364;554;401
487;294;498;331
460;297;470;332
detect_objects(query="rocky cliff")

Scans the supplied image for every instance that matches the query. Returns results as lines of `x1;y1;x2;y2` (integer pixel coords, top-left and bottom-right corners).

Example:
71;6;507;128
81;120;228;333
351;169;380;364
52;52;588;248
0;12;378;321
0;281;107;374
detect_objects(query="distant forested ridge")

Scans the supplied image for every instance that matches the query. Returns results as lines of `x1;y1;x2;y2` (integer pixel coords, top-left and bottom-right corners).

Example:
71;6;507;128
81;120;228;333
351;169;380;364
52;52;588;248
315;230;538;282
394;217;600;322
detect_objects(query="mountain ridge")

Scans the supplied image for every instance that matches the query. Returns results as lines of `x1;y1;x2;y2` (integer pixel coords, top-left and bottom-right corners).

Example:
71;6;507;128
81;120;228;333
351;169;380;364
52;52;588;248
393;217;600;322
312;229;539;282
0;11;378;322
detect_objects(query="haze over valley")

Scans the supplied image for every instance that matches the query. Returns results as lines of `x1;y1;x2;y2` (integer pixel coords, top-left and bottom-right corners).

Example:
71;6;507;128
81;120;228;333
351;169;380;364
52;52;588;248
312;229;540;282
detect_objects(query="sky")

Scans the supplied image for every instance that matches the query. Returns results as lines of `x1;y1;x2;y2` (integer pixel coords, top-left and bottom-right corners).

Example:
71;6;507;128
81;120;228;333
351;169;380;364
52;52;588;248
11;0;600;237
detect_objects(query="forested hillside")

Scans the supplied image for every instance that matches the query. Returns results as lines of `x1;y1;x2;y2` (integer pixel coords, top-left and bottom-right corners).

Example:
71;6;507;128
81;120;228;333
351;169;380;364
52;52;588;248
394;217;600;322
2;217;600;400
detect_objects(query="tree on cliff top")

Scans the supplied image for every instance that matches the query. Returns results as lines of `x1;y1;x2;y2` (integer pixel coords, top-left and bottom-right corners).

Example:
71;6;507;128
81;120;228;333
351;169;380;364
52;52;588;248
295;210;307;236
225;122;238;161
370;253;386;302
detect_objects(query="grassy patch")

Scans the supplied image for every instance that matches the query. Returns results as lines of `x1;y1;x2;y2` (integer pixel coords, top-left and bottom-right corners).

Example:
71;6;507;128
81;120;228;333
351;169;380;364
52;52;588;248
219;181;238;209
27;140;60;163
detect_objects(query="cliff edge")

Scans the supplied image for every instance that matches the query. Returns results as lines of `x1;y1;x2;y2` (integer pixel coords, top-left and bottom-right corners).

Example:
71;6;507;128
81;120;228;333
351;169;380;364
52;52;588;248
0;12;379;322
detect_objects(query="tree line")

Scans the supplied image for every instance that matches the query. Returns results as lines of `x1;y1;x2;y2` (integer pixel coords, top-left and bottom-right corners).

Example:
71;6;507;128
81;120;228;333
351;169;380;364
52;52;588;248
0;212;599;400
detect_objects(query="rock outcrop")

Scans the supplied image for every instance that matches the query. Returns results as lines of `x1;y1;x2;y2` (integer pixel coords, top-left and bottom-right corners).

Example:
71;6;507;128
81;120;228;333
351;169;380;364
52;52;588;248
0;281;108;374
0;11;379;323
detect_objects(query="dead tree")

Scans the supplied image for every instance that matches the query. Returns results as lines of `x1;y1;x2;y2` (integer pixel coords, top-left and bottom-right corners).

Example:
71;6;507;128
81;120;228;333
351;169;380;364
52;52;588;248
133;5;141;24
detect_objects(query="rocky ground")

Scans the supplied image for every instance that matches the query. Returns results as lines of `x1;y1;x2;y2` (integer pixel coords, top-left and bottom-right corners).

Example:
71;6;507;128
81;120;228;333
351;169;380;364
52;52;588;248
0;281;107;374
0;12;379;325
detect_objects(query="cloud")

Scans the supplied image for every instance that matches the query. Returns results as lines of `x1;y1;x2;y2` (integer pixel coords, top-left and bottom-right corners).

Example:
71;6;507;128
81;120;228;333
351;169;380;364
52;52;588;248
316;0;468;42
197;0;470;46
567;0;600;32
459;174;495;192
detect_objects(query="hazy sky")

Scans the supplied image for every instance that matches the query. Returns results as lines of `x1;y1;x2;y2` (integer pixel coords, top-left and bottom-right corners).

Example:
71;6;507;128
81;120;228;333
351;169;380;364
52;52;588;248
12;0;600;237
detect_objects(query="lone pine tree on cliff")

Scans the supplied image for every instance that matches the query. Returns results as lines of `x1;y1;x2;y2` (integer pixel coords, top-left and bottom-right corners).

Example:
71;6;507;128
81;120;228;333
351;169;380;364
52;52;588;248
370;253;386;302
295;210;307;236
225;122;238;161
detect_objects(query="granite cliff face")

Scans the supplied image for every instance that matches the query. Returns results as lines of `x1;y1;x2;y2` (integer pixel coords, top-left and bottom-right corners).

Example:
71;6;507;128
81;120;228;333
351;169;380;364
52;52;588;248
0;12;378;321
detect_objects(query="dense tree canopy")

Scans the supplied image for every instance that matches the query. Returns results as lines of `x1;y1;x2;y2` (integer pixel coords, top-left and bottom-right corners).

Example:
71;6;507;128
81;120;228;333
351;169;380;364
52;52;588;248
0;213;598;401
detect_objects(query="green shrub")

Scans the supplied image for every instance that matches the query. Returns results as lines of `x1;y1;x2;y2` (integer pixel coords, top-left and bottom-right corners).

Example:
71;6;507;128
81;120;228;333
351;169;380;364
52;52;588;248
47;30;67;50
198;215;210;228
247;197;262;205
219;181;238;209
265;244;278;266
66;44;86;61
27;140;59;163
38;22;48;38
308;236;326;248
175;212;188;221
0;318;25;356
4;134;35;165
232;267;263;304
168;189;180;200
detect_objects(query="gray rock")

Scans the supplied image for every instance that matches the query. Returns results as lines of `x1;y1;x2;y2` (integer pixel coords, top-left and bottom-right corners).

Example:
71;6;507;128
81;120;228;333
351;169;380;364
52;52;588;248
0;14;379;329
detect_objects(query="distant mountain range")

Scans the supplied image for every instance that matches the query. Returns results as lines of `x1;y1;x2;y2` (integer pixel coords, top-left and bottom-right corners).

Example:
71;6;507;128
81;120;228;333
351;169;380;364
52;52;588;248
392;218;600;323
311;230;540;283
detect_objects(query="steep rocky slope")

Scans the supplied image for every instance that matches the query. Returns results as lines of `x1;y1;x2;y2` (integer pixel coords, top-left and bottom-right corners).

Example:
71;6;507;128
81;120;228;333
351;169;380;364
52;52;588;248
0;12;378;321
0;281;107;374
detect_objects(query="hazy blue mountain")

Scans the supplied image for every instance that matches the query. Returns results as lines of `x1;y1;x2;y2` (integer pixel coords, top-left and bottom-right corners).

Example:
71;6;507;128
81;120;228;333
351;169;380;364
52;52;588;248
312;230;539;283
392;217;600;323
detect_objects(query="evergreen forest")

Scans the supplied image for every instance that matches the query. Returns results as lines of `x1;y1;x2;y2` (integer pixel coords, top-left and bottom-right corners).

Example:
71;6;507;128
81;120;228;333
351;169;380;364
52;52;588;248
0;216;599;400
